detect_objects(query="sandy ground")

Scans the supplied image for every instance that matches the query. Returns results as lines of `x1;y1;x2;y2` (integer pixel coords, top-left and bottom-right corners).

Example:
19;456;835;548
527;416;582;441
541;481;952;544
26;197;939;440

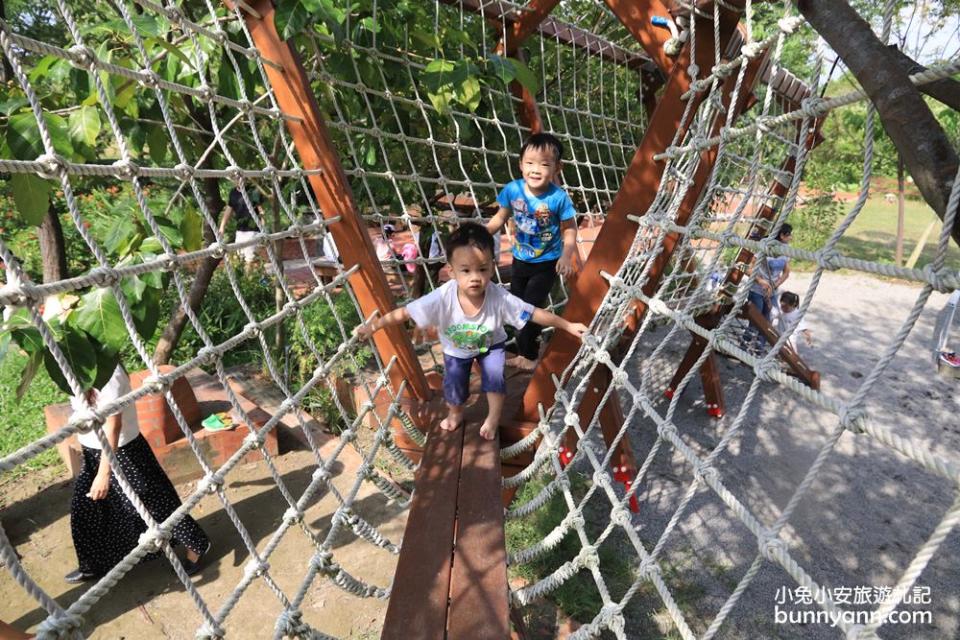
0;425;408;639
615;271;960;638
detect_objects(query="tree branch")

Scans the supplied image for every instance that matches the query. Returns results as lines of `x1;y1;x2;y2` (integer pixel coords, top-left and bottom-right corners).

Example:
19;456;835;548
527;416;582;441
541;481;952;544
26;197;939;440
887;44;960;112
796;0;959;248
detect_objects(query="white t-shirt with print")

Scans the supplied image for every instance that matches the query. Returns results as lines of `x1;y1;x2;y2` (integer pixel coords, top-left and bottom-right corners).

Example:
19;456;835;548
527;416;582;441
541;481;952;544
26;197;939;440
406;280;534;358
70;366;141;449
770;306;809;352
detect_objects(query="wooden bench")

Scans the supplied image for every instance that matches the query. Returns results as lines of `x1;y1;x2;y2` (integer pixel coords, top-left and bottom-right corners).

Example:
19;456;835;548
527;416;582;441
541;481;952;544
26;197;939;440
382;422;510;639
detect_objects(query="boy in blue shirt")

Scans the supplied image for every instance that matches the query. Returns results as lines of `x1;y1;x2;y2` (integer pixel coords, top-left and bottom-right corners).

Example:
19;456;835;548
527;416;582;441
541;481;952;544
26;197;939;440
486;133;579;370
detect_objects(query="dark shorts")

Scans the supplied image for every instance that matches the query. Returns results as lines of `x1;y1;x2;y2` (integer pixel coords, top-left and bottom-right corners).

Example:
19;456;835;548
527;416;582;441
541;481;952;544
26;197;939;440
442;343;506;406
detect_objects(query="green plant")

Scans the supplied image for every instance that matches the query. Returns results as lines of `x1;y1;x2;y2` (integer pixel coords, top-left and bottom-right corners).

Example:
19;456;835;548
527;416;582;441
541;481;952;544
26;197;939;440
791;194;844;253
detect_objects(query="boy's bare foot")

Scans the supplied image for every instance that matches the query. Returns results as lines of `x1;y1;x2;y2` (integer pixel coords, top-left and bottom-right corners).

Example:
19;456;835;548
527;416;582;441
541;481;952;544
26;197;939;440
506;355;537;371
440;410;463;431
479;418;498;440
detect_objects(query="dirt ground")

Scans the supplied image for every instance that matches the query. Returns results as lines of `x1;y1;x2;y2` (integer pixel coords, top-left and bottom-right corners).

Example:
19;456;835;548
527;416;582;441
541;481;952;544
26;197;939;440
616;271;960;638
0;413;408;639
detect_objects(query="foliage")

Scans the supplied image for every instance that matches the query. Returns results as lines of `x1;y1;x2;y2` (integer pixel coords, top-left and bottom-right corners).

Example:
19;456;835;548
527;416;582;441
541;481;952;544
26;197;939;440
0;349;63;475
791;193;845;253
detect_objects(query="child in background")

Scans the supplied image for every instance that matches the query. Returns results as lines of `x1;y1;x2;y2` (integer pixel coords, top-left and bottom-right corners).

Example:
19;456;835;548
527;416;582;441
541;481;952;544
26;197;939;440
770;291;812;353
486;132;580;371
355;223;587;440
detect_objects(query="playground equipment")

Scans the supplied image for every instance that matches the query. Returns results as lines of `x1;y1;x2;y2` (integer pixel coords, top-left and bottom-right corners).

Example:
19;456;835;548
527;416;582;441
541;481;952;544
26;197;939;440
1;0;959;638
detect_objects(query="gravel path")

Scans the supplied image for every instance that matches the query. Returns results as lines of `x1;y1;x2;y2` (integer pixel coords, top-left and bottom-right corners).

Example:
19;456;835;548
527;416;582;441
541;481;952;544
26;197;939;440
614;272;960;639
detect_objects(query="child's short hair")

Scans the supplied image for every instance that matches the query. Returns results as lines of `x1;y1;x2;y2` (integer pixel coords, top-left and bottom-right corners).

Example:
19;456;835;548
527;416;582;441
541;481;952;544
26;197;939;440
777;223;793;240
445;222;495;260
780;291;800;308
521;132;563;163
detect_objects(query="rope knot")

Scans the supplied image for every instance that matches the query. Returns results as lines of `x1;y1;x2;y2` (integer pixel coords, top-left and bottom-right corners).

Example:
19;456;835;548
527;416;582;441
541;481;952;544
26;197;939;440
195;621;226;640
225;165;244;186
209;242;226;259
275;608;309;638
312;466;331;483
36;613;84;638
611;504;632;527
67;44;96;70
311;550;336;575
741;41;763;60
657;421;678;441
35;153;66;180
611;367;628;387
164;5;183;24
197;83;214;104
198;473;223;494
0;282;31;307
212;28;228;45
759;531;787;562
89;266;120;288
923;264;954;293
261;164;277;181
141;374;168;395
817;248;841;270
139;68;161;89
694;461;719;485
753;356;780;382
196;346;218;366
564;511;585;530
638;558;661;580
593;469;611;490
112;158;139;179
138;526;171;551
243;558;269;580
576;545;599;571
840;405;867;433
243;431;264;449
174;162;195;181
245;320;262;338
70;406;102;434
563;413;580;429
800;96;827;118
240;99;254;115
339;429;357;444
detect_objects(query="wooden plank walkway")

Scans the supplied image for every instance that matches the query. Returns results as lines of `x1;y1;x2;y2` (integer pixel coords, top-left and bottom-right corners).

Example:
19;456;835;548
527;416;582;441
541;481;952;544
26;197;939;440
382;402;511;639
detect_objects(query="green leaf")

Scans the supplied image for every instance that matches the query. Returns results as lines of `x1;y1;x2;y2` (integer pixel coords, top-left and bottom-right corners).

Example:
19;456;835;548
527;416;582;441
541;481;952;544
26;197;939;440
27;55;59;83
44;330;98;394
151;38;194;71
16;350;43;402
72;287;128;351
6;112;75;160
277;0;309;40
138;236;164;255
131;286;161;340
10;174;52;226
146;125;167;165
120;274;147;304
456;75;481;112
180;208;203;252
7;308;44;356
104;217;140;256
487;54;516;85
154;216;182;246
508;57;538;95
92;344;120;391
68;106;101;147
0;97;28;116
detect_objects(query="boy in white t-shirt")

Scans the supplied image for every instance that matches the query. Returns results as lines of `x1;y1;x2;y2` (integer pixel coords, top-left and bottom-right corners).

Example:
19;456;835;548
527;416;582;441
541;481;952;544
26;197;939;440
770;291;812;353
355;222;587;440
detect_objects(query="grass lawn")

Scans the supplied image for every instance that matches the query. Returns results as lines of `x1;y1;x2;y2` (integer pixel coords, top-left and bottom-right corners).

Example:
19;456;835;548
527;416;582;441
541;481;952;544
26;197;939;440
0;349;66;478
835;196;960;272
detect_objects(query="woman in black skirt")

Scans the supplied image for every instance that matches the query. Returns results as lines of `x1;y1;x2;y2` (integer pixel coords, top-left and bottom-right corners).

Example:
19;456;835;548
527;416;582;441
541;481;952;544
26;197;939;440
66;365;210;583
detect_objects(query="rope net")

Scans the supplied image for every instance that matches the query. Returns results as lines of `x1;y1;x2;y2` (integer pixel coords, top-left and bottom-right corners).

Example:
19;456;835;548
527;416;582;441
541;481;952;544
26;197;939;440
0;0;958;639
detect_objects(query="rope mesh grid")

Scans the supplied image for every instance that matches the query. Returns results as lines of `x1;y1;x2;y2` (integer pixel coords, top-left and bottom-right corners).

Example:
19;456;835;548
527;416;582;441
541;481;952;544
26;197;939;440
0;0;647;637
2;0;959;638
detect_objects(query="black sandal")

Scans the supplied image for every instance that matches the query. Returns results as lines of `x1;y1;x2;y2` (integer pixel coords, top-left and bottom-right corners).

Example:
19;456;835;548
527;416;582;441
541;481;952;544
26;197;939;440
183;541;212;577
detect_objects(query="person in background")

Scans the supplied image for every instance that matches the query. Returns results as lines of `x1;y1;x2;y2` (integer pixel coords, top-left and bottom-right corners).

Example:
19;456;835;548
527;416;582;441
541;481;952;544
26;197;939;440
65;366;210;583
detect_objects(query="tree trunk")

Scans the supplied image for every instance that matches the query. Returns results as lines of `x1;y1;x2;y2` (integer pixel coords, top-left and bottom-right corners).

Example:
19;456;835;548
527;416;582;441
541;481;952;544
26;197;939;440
896;154;905;266
39;205;68;283
153;178;230;364
796;0;960;249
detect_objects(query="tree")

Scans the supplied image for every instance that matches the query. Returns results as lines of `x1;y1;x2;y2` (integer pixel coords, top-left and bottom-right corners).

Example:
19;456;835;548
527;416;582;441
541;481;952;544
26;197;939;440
797;0;960;250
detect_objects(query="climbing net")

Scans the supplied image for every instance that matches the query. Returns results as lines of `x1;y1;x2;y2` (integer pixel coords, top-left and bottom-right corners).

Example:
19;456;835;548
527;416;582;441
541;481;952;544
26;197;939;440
502;3;960;640
0;0;649;638
2;0;959;638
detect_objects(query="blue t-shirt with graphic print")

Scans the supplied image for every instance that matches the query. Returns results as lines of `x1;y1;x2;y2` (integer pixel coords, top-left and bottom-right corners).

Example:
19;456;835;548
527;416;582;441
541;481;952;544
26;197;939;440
495;179;576;263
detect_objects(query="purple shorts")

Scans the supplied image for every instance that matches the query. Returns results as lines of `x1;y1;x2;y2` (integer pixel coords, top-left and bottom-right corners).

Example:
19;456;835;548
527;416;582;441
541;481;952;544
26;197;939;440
442;343;506;406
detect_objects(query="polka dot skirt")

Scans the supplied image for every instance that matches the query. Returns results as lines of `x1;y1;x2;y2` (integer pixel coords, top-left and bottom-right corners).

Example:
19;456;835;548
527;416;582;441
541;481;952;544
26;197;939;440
71;435;209;576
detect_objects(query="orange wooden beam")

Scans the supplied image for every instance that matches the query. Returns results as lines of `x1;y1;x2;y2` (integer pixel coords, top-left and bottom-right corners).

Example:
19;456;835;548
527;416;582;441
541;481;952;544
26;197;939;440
233;1;432;414
518;3;749;427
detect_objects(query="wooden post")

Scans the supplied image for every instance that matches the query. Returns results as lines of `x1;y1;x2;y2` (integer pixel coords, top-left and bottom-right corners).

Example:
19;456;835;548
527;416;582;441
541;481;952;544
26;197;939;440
231;1;432;418
518;3;751;428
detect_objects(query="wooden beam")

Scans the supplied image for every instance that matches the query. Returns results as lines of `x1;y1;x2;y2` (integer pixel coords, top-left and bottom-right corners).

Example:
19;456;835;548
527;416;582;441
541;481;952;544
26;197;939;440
233;1;432;415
